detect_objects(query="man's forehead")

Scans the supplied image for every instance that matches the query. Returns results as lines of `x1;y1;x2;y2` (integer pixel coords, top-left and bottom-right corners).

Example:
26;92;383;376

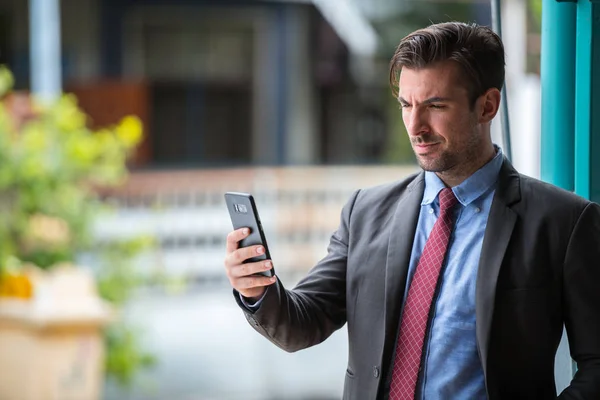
398;82;456;100
398;65;468;99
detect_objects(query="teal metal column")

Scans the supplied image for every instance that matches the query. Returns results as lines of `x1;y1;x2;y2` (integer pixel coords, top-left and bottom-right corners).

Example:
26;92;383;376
541;0;577;190
575;0;593;200
541;0;579;391
575;0;600;203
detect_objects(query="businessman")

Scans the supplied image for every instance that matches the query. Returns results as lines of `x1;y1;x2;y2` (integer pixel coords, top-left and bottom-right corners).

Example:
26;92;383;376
223;22;600;399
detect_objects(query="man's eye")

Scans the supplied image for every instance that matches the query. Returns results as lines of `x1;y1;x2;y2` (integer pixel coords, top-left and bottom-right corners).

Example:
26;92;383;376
429;104;445;109
399;104;411;109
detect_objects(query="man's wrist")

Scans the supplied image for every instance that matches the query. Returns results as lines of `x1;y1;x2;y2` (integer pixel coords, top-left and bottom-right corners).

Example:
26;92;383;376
239;288;268;311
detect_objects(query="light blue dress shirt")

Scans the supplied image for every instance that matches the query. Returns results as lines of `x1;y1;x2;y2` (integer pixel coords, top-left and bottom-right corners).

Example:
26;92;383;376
404;148;504;399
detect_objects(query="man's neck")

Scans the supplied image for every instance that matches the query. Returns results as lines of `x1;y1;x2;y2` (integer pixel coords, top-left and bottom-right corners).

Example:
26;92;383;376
435;146;497;188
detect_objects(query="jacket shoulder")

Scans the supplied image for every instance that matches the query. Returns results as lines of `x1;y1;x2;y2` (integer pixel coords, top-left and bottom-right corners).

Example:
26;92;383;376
518;174;590;210
352;171;423;212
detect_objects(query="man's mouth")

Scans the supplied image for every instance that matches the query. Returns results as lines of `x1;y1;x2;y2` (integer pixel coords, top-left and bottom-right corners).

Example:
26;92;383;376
413;142;441;152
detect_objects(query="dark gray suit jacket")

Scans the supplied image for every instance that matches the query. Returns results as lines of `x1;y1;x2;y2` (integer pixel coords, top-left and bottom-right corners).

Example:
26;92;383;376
236;159;600;399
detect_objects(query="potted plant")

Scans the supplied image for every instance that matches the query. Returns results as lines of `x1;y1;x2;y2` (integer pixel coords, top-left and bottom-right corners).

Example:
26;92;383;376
0;65;155;397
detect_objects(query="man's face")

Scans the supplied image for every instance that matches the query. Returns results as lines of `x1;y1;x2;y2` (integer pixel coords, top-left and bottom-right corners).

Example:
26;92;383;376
398;61;484;173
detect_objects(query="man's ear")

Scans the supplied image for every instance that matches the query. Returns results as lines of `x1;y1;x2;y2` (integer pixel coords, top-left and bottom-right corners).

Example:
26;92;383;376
478;88;501;123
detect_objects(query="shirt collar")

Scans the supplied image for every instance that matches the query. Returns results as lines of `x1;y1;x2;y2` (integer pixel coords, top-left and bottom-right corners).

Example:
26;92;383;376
422;146;504;207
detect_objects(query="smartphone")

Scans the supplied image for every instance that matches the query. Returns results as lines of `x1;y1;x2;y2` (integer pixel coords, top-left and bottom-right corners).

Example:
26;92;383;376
224;192;274;277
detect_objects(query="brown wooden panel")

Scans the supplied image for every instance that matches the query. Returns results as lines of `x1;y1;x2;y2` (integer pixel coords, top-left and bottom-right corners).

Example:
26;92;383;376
66;80;151;167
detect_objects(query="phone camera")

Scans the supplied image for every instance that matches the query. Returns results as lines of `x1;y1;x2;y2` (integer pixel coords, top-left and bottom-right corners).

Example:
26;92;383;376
234;203;248;213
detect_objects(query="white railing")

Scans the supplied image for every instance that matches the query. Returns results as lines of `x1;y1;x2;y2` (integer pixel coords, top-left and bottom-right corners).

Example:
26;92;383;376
93;165;419;282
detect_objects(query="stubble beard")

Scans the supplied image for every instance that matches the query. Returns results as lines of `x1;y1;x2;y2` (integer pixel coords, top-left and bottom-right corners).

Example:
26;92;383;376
416;151;457;173
414;125;482;176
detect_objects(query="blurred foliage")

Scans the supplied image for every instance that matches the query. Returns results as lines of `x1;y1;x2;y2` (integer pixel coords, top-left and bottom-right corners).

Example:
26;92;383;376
97;236;155;305
0;65;155;387
383;95;415;164
0;76;141;267
105;322;157;387
529;0;542;27
96;235;158;388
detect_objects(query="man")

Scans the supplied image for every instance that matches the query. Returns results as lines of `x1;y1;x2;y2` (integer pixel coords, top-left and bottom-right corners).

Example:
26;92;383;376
223;22;600;399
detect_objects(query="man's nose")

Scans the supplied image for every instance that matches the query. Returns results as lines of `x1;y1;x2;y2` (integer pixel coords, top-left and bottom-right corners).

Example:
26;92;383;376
406;108;428;136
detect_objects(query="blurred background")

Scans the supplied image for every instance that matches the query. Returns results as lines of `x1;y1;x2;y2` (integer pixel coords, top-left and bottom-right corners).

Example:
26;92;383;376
0;0;545;399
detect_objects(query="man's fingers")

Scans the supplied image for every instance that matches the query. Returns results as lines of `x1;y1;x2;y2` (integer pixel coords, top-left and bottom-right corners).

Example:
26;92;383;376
226;228;250;253
229;260;273;278
235;274;277;290
225;244;266;266
231;245;265;264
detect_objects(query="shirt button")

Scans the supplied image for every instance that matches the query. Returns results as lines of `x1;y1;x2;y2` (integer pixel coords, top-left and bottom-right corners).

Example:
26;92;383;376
429;208;434;214
474;207;481;213
373;366;380;378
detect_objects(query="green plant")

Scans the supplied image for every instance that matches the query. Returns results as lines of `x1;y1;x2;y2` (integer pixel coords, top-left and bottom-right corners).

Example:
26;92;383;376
529;0;542;27
0;65;155;386
105;323;157;387
0;71;141;267
95;235;158;388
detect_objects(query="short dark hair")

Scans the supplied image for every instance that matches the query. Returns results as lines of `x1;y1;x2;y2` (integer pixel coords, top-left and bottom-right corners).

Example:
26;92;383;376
389;22;505;105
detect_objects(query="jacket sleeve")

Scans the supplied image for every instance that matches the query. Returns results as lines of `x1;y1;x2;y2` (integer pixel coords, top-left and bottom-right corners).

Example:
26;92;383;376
233;189;360;353
559;202;600;399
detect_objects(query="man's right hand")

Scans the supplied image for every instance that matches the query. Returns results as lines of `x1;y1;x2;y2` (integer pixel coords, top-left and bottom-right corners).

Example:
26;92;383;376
224;228;277;302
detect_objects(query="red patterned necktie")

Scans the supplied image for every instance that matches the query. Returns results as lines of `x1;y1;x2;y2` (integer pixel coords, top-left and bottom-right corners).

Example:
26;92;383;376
389;187;458;400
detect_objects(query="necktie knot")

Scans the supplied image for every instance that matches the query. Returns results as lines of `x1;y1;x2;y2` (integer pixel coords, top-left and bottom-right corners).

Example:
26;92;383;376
438;188;457;212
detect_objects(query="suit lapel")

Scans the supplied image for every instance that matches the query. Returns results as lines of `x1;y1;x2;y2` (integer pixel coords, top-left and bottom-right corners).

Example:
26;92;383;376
381;173;424;363
476;159;521;380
